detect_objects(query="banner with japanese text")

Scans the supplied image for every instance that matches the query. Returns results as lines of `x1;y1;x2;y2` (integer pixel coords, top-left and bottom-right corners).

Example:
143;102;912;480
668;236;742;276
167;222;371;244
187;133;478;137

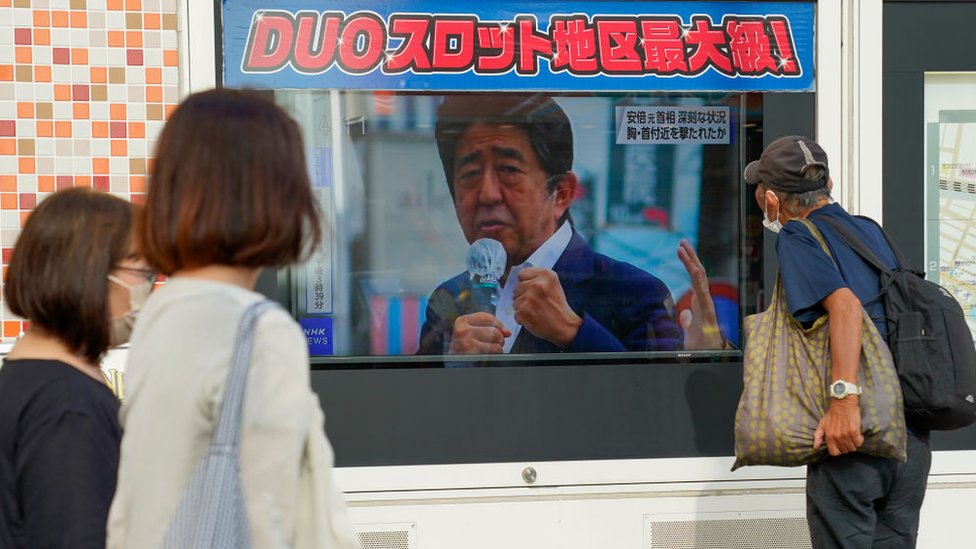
222;0;815;92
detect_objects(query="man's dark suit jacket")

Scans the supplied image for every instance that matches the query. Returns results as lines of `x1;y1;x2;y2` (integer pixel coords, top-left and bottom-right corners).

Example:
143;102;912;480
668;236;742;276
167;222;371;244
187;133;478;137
417;232;682;356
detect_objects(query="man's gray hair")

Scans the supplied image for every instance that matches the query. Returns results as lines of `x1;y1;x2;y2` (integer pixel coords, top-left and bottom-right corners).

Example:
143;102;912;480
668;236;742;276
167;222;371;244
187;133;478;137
779;186;831;209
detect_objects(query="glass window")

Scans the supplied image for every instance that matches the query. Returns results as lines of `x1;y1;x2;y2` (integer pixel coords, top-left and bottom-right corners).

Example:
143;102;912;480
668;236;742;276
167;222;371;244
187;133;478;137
273;90;762;365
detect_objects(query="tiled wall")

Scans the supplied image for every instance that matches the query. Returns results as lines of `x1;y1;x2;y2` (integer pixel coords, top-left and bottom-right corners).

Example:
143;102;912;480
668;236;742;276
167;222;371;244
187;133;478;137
0;0;181;340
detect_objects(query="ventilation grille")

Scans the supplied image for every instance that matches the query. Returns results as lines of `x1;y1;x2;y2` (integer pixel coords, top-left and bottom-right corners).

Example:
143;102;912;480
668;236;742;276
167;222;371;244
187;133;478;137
940;179;976;195
356;522;416;549
646;516;811;549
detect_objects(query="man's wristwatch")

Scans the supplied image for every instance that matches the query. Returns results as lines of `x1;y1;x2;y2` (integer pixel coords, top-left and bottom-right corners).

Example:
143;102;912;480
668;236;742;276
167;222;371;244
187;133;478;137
830;380;863;399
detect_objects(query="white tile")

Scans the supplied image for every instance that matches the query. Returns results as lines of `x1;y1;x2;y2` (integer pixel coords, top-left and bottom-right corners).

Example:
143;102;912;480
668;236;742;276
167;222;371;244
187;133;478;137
15;83;33;100
108;84;126;101
129;139;146;156
3;229;22;248
0;84;13;101
70;29;88;46
92;139;110;156
2;212;20;229
146;121;165;140
109;157;127;175
128;102;146;119
160;30;178;48
12;9;31;27
54;102;72;120
88;0;107;9
0;28;12;45
106;12;125;30
127;66;145;84
162;0;177;13
91;102;109;120
144;0;161;10
53;155;73;173
33;47;52;64
144;30;160;49
107;48;125;66
0;157;15;173
73;139;90;156
51;0;70;9
88;11;106;30
35;138;54;156
163;85;178;103
33;0;50;8
55;139;72;156
90;30;106;47
71;66;88;81
52;65;72;83
0;103;14;119
16;175;36;193
73;156;88;173
0;46;13;64
35;156;53;174
110;175;128;193
144;49;162;67
51;28;72;48
162;67;179;85
128;85;143;102
73;120;90;138
16;120;34;137
89;47;107;66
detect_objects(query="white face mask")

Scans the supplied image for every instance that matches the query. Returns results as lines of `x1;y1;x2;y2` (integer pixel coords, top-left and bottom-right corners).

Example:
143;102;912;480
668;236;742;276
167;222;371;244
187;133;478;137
762;191;783;234
108;274;153;346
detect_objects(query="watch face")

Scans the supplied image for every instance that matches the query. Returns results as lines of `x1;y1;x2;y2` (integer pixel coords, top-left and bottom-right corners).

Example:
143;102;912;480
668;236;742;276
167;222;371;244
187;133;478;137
831;382;845;396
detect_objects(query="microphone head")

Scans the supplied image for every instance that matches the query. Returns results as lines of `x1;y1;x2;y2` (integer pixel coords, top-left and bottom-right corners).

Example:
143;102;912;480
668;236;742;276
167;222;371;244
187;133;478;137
466;238;507;285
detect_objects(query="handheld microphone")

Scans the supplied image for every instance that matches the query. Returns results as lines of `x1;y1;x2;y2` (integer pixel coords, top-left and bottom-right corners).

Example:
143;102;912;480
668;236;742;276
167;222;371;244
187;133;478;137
466;238;506;315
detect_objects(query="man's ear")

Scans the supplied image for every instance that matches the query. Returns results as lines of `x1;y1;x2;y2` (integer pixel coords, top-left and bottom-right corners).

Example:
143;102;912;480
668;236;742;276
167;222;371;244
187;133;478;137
552;171;578;221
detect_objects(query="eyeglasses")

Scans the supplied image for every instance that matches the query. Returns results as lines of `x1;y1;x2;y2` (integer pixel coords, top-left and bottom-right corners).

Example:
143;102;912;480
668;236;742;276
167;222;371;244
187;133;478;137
114;266;159;286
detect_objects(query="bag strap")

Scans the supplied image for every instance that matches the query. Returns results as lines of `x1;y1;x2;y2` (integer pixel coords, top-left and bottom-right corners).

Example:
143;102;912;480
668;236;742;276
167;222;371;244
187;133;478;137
816;215;901;276
791;218;837;268
212;299;279;449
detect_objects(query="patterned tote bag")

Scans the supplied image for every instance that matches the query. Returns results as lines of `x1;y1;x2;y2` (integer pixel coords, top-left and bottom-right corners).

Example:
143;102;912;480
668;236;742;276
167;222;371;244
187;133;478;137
732;220;906;470
161;300;278;549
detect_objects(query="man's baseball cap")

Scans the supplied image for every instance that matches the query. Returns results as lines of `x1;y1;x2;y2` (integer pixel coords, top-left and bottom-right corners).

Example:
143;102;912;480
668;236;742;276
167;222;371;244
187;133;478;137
743;135;829;192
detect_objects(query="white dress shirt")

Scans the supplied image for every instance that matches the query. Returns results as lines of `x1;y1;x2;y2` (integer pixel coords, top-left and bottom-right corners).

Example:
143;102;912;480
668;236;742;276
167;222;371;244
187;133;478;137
497;221;573;352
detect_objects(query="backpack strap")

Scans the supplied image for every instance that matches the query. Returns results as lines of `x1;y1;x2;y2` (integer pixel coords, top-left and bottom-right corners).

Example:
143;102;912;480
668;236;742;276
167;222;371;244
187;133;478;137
817;215;901;275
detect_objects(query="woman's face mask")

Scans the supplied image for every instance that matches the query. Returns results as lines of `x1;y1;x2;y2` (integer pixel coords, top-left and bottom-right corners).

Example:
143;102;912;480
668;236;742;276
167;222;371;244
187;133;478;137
107;273;153;346
762;191;783;234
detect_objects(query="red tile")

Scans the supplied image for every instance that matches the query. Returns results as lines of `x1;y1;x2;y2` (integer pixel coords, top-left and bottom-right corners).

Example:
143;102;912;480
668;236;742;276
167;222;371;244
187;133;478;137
2;248;12;264
93;176;109;191
0;120;14;137
109;121;126;137
126;49;143;66
19;193;36;209
55;175;73;190
72;84;89;101
14;28;31;45
52;48;70;64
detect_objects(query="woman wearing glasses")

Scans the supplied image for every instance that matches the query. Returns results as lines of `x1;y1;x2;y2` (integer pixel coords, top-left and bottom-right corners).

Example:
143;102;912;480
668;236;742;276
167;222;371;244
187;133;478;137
0;188;152;549
107;89;357;549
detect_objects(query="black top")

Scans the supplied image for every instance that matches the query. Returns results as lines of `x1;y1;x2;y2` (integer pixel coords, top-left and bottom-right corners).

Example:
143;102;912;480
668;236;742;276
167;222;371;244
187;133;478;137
0;359;121;549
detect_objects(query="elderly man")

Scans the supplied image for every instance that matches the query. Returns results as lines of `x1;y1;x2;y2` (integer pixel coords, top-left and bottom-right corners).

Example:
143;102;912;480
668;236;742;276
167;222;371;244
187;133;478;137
745;135;931;548
418;94;723;356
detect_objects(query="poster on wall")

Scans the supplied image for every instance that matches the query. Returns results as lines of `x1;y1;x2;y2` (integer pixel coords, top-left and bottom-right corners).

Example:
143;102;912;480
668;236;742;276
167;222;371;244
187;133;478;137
221;0;815;92
927;115;976;342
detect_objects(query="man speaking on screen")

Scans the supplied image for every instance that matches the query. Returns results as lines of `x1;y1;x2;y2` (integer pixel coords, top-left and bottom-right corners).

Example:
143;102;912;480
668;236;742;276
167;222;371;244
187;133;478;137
418;94;724;356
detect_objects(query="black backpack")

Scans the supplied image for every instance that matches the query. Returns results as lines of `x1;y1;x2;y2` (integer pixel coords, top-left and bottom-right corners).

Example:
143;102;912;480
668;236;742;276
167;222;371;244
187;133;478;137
821;215;976;430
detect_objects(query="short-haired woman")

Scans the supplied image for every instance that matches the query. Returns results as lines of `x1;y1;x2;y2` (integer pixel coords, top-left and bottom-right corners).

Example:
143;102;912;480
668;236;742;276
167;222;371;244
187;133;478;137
0;188;151;548
107;89;357;549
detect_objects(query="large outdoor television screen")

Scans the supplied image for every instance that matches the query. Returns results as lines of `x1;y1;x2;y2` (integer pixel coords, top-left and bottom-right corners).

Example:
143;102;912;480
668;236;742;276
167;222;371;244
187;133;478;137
274;90;760;365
